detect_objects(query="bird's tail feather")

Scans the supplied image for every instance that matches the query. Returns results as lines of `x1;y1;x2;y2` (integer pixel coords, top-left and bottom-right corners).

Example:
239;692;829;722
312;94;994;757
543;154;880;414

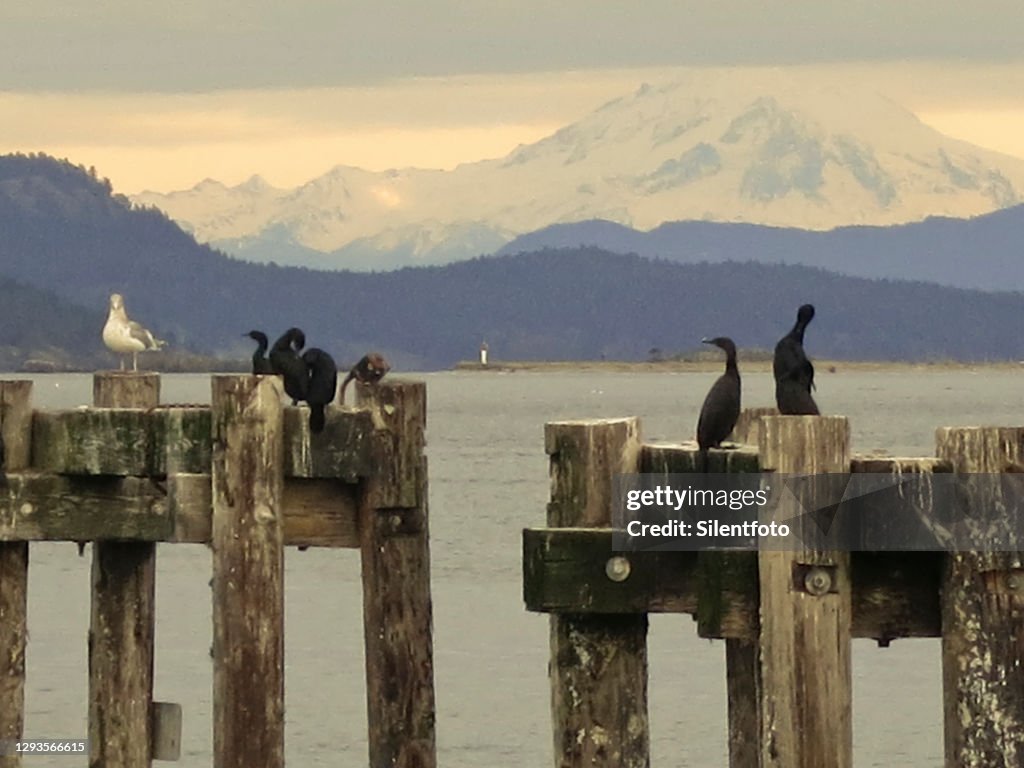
309;404;326;434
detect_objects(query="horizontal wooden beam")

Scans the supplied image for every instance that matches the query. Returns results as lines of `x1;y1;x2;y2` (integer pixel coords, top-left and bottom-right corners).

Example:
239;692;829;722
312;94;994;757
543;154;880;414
523;527;942;641
0;472;359;548
31;405;375;479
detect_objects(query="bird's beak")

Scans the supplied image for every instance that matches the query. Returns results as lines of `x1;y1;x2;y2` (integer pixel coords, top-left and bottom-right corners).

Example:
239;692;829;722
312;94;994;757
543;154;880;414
701;337;712;345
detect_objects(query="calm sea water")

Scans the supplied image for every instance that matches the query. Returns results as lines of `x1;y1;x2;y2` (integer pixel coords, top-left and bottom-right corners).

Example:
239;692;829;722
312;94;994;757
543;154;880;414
17;368;1023;766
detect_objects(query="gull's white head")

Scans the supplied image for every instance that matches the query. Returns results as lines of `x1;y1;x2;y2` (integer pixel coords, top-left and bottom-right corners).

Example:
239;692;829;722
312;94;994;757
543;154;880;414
109;293;125;311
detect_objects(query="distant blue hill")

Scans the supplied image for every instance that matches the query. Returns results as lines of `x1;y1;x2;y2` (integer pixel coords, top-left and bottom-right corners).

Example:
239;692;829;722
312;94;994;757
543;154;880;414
4;153;1024;368
497;206;1024;292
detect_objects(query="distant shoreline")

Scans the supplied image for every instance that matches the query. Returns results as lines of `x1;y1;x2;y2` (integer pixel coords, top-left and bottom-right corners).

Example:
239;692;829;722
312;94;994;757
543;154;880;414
453;359;1024;373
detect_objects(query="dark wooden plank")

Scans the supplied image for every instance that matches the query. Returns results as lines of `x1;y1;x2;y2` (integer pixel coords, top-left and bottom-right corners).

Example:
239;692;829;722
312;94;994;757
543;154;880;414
167;475;361;549
32;406;373;479
357;381;437;768
936;427;1024;767
0;380;31;768
0;473;359;547
545;419;649;768
523;528;943;639
851;552;943;643
282;406;375;481
89;372;158;768
211;375;285;768
0;473;171;541
523;528;700;614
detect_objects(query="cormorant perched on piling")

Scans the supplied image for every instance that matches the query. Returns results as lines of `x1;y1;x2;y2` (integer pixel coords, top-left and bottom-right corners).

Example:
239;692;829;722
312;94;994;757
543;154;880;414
269;328;308;405
302;348;338;433
246;331;274;374
339;353;391;404
696;337;740;471
773;304;820;415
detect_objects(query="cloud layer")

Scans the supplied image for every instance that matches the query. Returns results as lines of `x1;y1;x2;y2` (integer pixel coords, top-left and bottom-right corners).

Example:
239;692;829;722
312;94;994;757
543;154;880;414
4;2;1024;90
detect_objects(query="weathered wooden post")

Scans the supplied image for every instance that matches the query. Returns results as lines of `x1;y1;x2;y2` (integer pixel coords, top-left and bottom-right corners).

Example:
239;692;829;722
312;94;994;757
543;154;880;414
89;372;160;767
545;418;647;768
211;375;285;768
755;416;852;768
355;381;437;768
936;427;1024;767
729;406;778;447
0;381;32;768
642;439;762;768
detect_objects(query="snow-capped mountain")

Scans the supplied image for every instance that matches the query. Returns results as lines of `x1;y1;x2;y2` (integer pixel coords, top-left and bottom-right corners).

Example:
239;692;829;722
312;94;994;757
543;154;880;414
132;71;1024;270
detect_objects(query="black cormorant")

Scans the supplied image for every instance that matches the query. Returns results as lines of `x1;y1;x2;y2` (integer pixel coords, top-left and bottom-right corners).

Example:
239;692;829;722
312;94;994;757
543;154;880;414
339;353;390;404
269;327;308;405
302;347;338;433
696;337;741;470
246;331;274;374
773;304;820;415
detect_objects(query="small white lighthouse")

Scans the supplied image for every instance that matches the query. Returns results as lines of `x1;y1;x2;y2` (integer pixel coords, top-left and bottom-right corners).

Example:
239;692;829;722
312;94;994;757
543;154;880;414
479;341;489;366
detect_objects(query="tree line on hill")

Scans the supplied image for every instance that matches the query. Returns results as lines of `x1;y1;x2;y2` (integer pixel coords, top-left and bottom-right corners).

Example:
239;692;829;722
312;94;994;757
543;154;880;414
1;153;1024;370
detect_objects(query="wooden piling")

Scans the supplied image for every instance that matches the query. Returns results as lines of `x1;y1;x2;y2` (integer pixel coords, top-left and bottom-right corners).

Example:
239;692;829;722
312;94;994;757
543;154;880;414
642;441;763;768
356;381;437;768
0;381;31;768
545;418;648;768
89;372;159;767
729;406;778;447
210;375;285;768
936;427;1024;768
755;416;852;768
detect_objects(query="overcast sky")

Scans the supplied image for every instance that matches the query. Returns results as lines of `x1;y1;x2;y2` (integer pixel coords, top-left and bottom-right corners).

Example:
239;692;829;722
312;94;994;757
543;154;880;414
3;2;1023;192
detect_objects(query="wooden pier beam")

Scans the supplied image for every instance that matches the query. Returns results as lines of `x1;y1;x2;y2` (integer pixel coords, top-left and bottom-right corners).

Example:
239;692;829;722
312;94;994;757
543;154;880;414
0;381;32;768
936;427;1024;768
89;372;159;767
211;375;285;768
755;416;852;768
545;418;648;768
356;381;437;768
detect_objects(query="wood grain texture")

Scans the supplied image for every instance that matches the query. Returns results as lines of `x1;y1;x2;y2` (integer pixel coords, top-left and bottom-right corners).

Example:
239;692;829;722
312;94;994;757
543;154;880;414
936;427;1024;768
757;416;852;768
211;375;285;768
89;372;159;768
0;381;31;768
357;381;437;768
32;406;372;479
545;419;649;768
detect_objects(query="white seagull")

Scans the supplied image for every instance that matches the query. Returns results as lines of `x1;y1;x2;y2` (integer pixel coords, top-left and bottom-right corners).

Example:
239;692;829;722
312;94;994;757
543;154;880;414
102;293;166;371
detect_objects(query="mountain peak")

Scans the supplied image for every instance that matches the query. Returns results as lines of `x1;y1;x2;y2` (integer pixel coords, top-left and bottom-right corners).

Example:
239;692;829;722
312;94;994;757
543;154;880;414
131;72;1024;269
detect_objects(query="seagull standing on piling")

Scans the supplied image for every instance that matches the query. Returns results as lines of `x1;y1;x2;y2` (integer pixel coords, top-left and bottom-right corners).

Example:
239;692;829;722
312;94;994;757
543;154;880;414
102;293;166;371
